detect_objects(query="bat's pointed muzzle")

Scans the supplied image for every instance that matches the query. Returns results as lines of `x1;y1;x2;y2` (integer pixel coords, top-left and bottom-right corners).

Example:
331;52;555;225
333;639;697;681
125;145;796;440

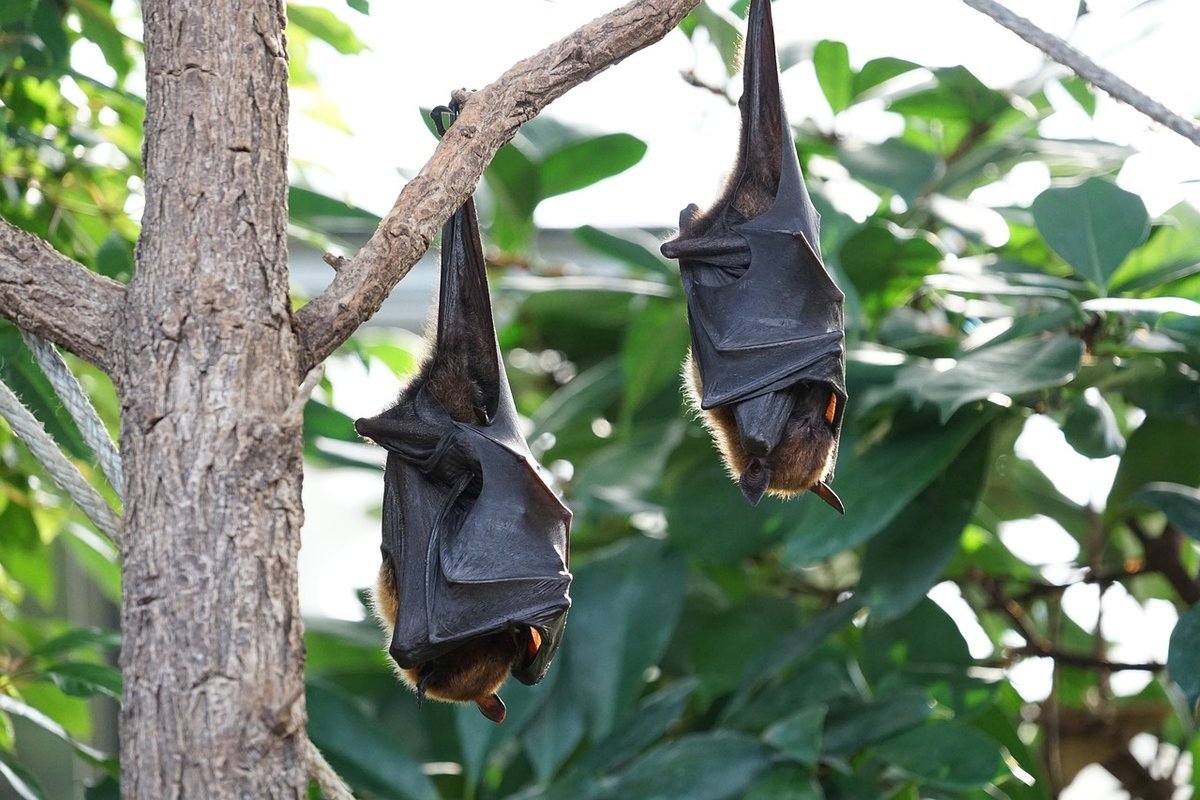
739;459;771;507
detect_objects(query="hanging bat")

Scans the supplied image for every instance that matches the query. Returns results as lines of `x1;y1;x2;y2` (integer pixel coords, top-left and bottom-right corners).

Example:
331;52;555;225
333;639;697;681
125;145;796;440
660;0;847;512
355;134;571;722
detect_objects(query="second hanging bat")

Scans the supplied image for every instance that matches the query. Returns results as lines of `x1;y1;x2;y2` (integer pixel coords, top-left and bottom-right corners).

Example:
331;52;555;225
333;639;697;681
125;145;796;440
356;129;572;722
660;0;847;512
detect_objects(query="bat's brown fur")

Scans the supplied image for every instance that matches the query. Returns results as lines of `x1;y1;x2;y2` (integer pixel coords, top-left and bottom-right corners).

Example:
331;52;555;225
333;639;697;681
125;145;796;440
683;351;836;500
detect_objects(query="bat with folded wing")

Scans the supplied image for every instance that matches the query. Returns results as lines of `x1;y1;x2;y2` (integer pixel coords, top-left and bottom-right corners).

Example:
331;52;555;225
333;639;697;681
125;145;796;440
660;0;847;513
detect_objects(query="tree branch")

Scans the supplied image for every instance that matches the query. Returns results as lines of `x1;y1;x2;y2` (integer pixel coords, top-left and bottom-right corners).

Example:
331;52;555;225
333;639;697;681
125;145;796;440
293;0;702;373
960;0;1200;147
0;220;126;374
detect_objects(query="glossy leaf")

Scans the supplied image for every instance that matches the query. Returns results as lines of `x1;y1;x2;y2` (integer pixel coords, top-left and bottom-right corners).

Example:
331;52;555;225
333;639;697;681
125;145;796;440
783;409;991;563
1109;203;1200;295
1060;389;1125;458
1169;604;1200;710
891;335;1083;423
859;424;991;622
45;663;122;700
1107;417;1200;513
306;683;438;800
874;722;1003;789
287;5;367;54
598;732;771;800
0;695;106;762
822;690;932;754
813;40;853;113
28;628;120;659
838;139;939;204
852;56;920;98
1128;483;1200;543
539;134;647;200
744;765;824;800
1031;178;1150;291
762;706;825;765
0;749;46;800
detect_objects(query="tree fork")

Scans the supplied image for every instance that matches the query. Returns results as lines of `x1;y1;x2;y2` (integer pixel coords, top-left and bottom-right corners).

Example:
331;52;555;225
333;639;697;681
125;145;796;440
119;0;307;796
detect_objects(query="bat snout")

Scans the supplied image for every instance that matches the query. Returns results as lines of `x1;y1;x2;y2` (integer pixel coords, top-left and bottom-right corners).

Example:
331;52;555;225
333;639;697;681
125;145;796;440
739;459;771;507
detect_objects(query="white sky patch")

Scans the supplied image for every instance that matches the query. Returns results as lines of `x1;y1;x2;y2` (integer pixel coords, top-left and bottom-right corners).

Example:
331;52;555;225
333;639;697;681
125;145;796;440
999;515;1080;566
1014;415;1120;509
928;581;994;659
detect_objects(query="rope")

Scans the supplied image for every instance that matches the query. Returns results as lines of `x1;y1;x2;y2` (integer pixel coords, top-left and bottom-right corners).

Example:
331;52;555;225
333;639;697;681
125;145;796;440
21;333;124;496
0;378;123;544
304;738;355;800
960;0;1200;147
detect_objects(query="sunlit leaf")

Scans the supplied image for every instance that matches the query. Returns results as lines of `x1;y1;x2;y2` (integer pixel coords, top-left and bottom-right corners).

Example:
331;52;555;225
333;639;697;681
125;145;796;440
1128;483;1200;543
287;5;367;55
838;139;939;204
852;56;920;99
1031;177;1150;292
538;134;647;200
813;40;852;113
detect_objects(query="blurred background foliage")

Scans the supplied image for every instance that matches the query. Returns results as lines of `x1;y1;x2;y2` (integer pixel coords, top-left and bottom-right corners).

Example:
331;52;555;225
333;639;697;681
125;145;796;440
2;0;1200;798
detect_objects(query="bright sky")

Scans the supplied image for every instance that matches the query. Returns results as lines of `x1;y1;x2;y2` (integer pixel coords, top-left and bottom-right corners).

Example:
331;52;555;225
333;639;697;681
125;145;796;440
290;0;1200;226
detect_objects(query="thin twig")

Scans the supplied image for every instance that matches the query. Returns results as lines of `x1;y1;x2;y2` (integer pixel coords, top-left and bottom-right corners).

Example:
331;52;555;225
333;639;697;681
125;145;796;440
960;0;1200;147
304;738;355;800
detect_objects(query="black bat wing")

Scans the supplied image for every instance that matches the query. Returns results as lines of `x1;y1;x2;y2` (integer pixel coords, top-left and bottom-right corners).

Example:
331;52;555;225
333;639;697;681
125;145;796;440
356;195;571;685
661;0;847;439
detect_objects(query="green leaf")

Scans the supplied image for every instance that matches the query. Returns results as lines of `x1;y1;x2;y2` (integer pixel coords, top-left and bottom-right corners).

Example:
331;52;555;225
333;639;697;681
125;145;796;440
45;662;122;699
823;690;932;754
84;776;120;800
575;226;676;277
888;66;1009;124
1128;483;1200;543
891;335;1084;423
812;40;853;113
1059;76;1097;116
859;424;991;622
29;628;120;659
852;57;920;99
599;732;771;800
75;0;134;81
287;5;367;55
303;399;358;443
567;680;697;779
94;233;133;281
838;139;939;204
288;186;380;230
620;298;689;422
565;538;686;737
1109;203;1200;295
0;748;46;800
783;409;991;563
874;722;1002;789
344;0;368;13
1060;390;1124;458
838;224;942;322
1169;604;1200;710
1107;417;1200;513
0;0;35;26
538;134;647;200
1031;177;1150;291
762;706;826;765
744;765;824;800
306;683;438;800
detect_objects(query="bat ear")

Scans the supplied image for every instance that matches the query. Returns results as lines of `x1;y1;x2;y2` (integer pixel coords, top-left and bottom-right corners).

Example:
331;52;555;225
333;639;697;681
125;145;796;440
739;460;771;507
476;693;506;724
811;480;845;515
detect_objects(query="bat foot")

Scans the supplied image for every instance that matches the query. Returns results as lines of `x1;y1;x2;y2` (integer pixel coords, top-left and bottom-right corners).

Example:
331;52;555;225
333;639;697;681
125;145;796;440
810;481;844;514
739;460;771;507
477;693;506;724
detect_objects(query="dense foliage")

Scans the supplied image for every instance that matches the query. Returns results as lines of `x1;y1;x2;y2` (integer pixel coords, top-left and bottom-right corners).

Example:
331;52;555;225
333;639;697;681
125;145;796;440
2;1;1199;798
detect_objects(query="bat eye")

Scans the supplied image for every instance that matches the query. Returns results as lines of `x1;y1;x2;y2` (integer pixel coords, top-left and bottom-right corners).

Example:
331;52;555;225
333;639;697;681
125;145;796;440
824;393;838;426
524;626;543;664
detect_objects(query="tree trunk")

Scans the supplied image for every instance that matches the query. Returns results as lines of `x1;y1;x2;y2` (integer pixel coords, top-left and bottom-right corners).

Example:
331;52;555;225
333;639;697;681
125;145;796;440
117;0;307;796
